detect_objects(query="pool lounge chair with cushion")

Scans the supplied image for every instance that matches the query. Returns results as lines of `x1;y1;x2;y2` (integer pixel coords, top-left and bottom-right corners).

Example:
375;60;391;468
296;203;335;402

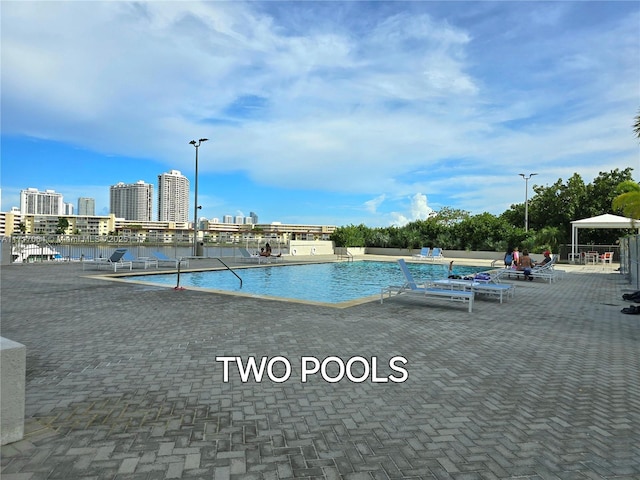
432;278;515;304
239;248;272;264
381;259;474;312
494;256;559;283
152;252;189;268
82;248;132;272
240;248;283;264
123;252;158;269
412;247;431;260
427;248;444;261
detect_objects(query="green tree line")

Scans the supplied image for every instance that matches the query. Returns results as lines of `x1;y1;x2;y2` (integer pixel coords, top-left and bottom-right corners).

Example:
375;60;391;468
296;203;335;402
331;168;637;253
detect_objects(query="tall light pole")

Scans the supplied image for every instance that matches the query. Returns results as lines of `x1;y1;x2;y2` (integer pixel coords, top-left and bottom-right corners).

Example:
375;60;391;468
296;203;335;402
190;138;208;256
519;173;537;232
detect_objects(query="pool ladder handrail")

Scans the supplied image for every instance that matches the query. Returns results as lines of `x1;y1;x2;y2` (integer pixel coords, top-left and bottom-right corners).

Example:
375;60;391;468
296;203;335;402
215;257;243;288
337;249;354;262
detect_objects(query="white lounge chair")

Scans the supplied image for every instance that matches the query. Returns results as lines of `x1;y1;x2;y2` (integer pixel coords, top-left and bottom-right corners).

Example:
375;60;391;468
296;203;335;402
152;252;189;268
432;278;515;304
123;252;158;269
82;248;132;272
412;247;431;260
427;248;444;261
239;248;268;264
493;255;560;283
381;259;474;312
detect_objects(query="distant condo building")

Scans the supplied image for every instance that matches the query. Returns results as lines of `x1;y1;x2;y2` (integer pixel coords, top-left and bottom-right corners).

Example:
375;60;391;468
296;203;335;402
110;181;153;221
249;211;259;224
20;188;64;215
158;170;189;222
77;197;95;216
64;202;74;215
223;215;233;224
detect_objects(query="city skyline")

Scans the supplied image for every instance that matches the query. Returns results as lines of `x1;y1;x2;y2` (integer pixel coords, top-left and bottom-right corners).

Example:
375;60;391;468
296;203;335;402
2;2;639;227
14;184;261;225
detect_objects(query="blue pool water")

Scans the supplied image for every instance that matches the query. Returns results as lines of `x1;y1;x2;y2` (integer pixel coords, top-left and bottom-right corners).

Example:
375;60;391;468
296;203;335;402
126;261;486;305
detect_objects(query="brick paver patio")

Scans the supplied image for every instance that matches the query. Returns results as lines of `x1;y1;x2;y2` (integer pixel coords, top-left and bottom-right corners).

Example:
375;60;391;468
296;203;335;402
1;258;638;479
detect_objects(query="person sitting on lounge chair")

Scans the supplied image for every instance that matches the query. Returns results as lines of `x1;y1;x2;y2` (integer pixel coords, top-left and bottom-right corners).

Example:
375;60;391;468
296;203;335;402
516;249;534;281
259;244;281;258
535;250;552;267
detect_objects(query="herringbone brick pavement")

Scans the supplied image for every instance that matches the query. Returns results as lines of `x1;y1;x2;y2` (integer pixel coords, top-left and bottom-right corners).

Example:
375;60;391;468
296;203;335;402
1;259;638;479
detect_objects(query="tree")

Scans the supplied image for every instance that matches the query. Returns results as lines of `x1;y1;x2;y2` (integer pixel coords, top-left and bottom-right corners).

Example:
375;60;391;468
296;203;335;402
56;218;69;234
525;174;587;242
330;224;367;247
523;169;634;245
612;180;640;220
634;109;640;139
534;226;564;253
449;213;510;251
432;207;470;225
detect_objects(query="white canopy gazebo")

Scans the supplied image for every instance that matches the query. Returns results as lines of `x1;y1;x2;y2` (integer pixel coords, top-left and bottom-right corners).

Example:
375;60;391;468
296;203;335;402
570;213;639;260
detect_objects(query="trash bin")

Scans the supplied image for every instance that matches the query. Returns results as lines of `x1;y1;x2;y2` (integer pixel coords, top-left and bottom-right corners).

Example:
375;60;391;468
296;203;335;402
196;241;204;257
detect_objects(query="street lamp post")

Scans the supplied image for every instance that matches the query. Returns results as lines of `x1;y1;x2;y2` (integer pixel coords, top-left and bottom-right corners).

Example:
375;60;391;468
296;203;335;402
190;138;208;256
519;173;538;232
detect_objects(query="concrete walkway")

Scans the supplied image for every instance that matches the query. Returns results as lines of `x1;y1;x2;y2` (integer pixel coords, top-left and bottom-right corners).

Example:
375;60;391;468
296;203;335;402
1;258;638;479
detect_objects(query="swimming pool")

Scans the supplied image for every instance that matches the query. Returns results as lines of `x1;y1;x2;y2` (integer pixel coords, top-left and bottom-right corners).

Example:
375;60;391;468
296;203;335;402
125;261;487;306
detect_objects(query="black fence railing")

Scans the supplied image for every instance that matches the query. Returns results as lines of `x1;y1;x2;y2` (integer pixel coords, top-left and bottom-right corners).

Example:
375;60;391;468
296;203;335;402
4;234;288;264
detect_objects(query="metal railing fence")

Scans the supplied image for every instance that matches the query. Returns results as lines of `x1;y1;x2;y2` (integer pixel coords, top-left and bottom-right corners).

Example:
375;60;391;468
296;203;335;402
5;234;289;264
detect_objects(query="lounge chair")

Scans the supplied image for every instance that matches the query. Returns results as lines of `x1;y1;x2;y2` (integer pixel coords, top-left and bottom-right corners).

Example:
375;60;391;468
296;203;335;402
412;247;431;260
238;248;269;264
381;259;474;312
240;248;283;264
432;278;515;304
82;248;132;272
123;252;158;269
493;255;560;283
152;252;189;268
427;248;444;261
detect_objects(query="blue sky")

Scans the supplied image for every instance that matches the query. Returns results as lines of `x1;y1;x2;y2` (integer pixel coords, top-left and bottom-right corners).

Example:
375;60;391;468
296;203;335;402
2;1;639;227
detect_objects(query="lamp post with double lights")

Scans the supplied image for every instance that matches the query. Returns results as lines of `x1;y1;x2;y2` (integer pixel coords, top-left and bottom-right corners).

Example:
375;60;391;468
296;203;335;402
190;138;208;256
519;173;537;232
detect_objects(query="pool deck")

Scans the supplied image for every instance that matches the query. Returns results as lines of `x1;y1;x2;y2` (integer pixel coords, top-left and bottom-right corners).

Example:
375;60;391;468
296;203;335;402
1;256;639;479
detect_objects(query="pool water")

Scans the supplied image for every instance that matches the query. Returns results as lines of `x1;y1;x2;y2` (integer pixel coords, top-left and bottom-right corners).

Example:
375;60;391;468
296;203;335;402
126;261;486;305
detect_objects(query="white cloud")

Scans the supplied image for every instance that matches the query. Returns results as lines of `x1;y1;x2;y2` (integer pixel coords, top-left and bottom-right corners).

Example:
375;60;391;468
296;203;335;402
364;194;386;214
387;193;434;226
410;193;434;220
1;2;638;223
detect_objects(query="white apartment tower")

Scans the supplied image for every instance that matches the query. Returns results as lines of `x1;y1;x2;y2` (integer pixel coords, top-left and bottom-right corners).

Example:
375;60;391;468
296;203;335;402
110;181;153;221
20;188;64;215
77;197;96;216
157;170;189;222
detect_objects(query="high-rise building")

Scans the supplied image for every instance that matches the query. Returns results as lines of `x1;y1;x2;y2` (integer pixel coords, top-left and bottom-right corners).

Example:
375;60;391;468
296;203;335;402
249;211;259;224
64;202;74;215
158;170;189;222
77;197;95;216
110;181;153;221
20;188;64;215
223;215;233;224
234;215;244;225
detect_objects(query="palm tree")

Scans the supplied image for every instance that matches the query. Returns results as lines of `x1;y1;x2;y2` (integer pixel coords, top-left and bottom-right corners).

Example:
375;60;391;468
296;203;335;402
635;109;640;139
612;180;640;220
